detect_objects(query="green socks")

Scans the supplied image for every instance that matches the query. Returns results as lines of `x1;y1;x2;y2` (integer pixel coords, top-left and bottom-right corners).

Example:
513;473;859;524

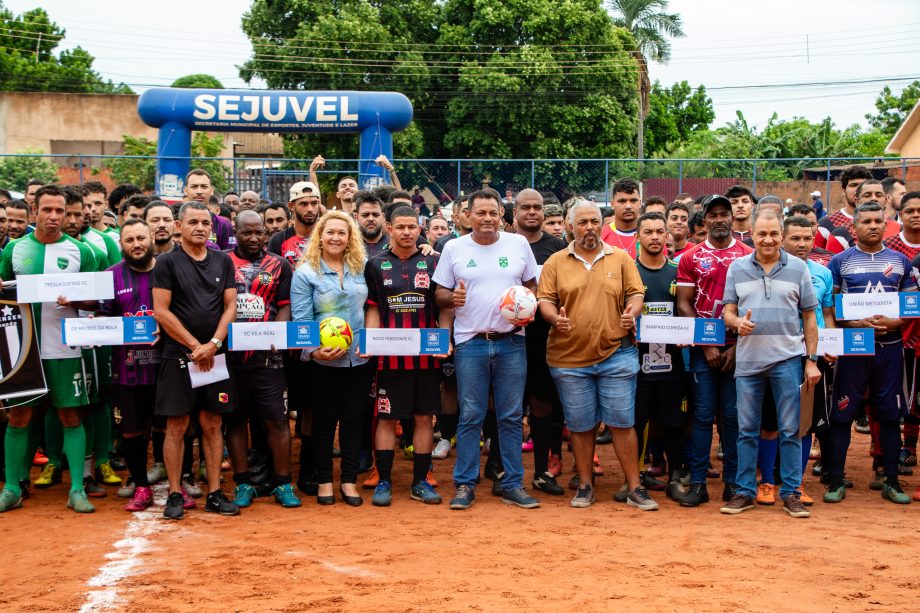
62;424;86;493
4;426;29;495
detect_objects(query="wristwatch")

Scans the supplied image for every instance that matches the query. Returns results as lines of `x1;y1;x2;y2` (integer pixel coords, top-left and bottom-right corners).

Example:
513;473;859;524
210;337;223;350
806;354;820;362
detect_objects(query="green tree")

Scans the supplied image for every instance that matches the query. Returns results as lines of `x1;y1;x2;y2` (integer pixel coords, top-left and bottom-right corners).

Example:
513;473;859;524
0;2;131;93
865;80;920;137
0;149;58;191
644;80;713;156
171;74;224;89
107;134;228;192
607;0;685;158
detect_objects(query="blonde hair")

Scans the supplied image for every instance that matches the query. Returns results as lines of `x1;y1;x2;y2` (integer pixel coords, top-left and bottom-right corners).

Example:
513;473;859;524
299;210;366;275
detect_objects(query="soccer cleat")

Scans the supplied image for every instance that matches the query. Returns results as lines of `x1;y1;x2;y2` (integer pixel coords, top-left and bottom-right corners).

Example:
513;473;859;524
756;483;776;506
164;492;185;520
571;483;596;508
783;494;810;518
96;462;122;486
595;428;612;445
19;479;30;499
532;472;565;496
401;446;414;460
854;416;870;434
432;438;452;460
640;472;667;491
0;489;23;512
124;486;154;512
449;485;475;510
484;461;505;482
362;466;380;489
627;487;659;511
811;460;823;477
232;483;258;508
593;454;603;476
33;450;49;466
205;490;240;515
547;453;563;477
900;448;918;467
146;462;167;484
182;474;203;498
411;481;442;504
84;477;107;498
796;487;814;506
502;487;540;509
372;481;392;507
272;483;302;508
521;436;534;453
117;478;136;499
868;470;885;491
680;483;709;507
898;463;913;476
666;479;687;502
67;490;96;513
823;483;846;503
720;494;755;514
34;463;62;488
180;487;197;509
881;482;911;505
109;453;128;472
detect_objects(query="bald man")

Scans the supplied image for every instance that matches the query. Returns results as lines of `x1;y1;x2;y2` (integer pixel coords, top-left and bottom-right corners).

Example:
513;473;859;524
239;191;261;212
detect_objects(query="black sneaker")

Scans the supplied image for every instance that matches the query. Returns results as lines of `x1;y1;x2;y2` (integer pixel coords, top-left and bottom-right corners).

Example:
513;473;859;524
532;472;565;496
595;429;612;445
855;416;870;434
205;490;241;516
491;477;504;497
680;483;709;507
811;460;822;476
722;482;738;502
484;461;505;482
18;479;31;500
164;492;185;520
640;471;667;491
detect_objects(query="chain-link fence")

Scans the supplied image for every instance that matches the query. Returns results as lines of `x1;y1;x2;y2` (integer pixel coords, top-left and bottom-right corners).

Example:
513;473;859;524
0;154;917;214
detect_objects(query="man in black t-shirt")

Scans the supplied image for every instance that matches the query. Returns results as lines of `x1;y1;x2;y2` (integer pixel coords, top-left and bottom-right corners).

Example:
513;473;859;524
634;212;688;502
152;202;239;520
363;206;454;506
515;189;568;496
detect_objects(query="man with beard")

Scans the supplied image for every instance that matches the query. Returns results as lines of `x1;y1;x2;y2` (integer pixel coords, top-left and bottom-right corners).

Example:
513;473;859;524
676;195;753;507
355;190;387;257
267;182;320;267
83;182;116;238
225;211;300;509
882;178;906;222
6;200;30;240
601;178;641;257
144;201;180;256
259;202;290;237
239;191;261;212
514;189;567;496
96;220;162;511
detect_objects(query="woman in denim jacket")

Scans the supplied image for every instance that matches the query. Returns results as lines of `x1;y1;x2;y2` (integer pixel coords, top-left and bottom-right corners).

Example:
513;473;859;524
291;211;372;506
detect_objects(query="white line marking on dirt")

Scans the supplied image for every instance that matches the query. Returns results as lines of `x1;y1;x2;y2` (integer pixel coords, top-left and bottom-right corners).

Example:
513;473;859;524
318;560;379;578
79;509;167;612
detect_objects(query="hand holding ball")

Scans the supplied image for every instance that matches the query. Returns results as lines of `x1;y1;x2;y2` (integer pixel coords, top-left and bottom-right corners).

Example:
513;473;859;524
499;285;537;326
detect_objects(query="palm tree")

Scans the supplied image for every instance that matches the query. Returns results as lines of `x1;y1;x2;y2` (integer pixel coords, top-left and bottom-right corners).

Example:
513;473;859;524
608;0;685;161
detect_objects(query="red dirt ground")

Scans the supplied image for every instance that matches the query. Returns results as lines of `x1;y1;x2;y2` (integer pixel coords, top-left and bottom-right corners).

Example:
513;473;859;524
1;430;918;612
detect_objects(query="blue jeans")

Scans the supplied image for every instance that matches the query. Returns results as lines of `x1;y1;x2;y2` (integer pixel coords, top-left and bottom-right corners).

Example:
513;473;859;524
689;347;738;485
735;357;803;499
549;345;639;432
453;335;527;490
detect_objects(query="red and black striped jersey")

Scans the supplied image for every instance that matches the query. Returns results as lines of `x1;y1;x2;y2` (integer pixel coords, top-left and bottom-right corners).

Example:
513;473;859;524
364;247;440;371
884;232;920;261
227;248;293;368
267;227;311;268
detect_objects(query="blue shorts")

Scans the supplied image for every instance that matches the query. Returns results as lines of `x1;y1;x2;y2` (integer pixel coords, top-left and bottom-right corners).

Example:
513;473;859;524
831;341;905;423
550;345;639;432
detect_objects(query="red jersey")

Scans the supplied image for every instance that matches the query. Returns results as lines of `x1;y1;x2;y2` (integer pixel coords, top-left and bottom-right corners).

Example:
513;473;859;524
601;223;638;258
267;227;312;268
672;242;694;259
676;238;753;320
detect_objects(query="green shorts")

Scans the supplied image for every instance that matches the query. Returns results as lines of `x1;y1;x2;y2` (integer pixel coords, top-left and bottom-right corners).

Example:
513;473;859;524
43;357;90;409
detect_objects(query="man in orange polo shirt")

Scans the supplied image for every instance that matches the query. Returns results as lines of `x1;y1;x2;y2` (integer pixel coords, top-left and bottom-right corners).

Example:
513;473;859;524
538;200;656;511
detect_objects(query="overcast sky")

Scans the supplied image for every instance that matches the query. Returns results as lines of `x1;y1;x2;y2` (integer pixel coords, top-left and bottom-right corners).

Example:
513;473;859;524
6;0;920;133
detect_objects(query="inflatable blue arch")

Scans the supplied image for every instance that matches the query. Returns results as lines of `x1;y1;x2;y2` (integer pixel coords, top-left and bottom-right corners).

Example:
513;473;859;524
137;88;413;199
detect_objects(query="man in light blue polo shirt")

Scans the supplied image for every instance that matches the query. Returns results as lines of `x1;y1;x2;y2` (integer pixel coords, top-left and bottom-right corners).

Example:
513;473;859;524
720;210;821;518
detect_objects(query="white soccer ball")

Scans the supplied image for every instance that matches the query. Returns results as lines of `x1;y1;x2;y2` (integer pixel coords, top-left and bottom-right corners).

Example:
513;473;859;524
499;285;537;326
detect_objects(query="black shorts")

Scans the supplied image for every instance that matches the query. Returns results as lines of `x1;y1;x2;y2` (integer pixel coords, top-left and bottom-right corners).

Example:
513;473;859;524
228;367;287;423
375;369;441;420
525;335;557;401
154;358;235;417
112;383;157;434
637;376;688;428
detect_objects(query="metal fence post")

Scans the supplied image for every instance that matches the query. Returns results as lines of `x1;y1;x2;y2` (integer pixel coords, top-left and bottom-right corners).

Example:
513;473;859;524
456;160;461;198
678;160;683;194
78;155;84;186
752;161;758;196
530;160;535;188
261;159;267;197
604;160;609;204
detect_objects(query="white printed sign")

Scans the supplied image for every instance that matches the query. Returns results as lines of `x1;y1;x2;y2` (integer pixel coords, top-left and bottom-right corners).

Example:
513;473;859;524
229;321;288;351
638;317;695;345
15;272;114;303
62;317;123;346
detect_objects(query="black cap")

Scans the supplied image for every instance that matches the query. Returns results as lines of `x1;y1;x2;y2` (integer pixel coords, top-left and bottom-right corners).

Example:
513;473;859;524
701;194;731;215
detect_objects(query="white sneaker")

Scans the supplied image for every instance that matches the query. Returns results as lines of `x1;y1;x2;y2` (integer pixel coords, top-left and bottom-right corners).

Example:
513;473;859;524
117;479;136;498
146;462;167;484
182;475;203;498
432;438;452;460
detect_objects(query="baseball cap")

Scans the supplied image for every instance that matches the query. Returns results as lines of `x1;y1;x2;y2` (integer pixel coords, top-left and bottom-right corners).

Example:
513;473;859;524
810;191;821;197
289;181;319;202
701;194;731;214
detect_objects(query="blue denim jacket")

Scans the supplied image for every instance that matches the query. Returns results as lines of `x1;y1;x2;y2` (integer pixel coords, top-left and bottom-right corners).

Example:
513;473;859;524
291;259;368;368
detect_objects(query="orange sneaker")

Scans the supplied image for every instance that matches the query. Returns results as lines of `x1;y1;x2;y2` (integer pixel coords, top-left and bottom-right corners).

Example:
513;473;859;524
796;487;813;506
592;453;603;476
426;470;438;488
33;451;49;467
362;465;379;489
547;452;562;478
755;483;776;505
